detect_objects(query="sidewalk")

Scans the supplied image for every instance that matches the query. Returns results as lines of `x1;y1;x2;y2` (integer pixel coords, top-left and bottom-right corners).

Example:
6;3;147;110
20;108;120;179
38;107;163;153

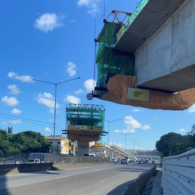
151;169;163;195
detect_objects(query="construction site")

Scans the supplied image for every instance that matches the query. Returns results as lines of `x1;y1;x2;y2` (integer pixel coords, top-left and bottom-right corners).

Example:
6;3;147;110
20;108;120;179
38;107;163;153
93;0;195;111
64;104;106;155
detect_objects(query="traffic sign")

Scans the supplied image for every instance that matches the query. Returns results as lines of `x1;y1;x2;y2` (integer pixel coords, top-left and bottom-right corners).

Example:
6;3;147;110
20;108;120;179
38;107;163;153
87;93;93;100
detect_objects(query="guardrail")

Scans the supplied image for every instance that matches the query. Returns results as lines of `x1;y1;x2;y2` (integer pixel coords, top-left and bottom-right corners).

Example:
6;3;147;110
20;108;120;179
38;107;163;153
161;149;195;194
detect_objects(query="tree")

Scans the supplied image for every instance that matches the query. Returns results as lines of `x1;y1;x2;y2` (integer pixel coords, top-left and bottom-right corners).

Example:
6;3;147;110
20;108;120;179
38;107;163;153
156;132;188;157
0;129;50;155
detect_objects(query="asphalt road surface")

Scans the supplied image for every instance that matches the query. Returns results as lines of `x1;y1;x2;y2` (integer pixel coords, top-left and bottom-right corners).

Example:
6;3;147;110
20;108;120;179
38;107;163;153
0;163;154;195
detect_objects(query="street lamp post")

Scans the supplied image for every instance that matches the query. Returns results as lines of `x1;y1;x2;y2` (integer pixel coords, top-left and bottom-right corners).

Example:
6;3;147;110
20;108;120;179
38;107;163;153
105;119;121;158
119;133;134;151
129;140;140;156
33;77;80;162
105;119;122;145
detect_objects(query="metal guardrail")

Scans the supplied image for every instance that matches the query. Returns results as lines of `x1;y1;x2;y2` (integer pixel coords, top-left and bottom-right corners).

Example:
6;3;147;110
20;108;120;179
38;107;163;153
161;149;195;194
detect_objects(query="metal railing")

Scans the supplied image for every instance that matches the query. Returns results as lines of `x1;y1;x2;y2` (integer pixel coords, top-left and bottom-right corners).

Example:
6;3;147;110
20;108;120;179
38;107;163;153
161;149;195;194
0;152;110;165
117;0;149;41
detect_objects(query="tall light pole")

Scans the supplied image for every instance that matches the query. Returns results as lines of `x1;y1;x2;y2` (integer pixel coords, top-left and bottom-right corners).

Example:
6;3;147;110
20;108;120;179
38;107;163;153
105;119;121;158
119;133;134;151
33;77;80;162
129;139;140;156
105;119;121;145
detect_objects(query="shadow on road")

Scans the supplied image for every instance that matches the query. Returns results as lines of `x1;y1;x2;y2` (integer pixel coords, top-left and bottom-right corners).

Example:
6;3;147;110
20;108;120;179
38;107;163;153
0;163;56;195
0;169;11;195
107;180;133;195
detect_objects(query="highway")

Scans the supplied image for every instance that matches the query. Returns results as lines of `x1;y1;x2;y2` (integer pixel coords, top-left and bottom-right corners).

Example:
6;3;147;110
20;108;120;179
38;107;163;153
0;163;154;195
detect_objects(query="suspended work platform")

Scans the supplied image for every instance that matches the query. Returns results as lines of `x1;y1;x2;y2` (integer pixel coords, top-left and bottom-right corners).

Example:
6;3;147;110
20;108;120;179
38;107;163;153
66;104;105;142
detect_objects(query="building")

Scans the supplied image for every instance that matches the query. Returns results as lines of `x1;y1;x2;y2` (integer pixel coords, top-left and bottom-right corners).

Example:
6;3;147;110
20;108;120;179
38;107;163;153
45;136;76;155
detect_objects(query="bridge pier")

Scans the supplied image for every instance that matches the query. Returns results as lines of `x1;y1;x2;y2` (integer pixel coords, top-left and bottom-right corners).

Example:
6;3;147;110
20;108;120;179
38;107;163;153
77;141;89;156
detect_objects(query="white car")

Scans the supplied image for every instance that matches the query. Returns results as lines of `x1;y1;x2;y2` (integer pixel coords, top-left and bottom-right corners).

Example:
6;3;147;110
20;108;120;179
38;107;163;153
25;158;40;164
121;159;128;164
110;158;116;162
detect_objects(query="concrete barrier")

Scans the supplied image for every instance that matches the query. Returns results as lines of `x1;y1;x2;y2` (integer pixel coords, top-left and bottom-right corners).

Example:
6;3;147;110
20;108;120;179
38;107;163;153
0;163;53;176
0;161;116;176
124;166;156;195
50;161;114;170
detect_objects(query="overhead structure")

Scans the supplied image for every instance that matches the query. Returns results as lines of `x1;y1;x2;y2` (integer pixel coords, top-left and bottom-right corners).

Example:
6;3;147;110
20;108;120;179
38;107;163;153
66;104;105;142
92;0;195;111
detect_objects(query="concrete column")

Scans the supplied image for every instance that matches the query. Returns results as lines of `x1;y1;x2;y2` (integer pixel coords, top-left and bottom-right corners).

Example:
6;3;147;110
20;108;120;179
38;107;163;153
77;141;89;156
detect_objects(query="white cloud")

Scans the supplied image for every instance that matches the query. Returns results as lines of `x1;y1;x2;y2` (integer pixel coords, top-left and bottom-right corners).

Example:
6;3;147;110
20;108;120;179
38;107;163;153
124;116;141;129
37;92;60;113
114;129;136;134
84;79;96;92
131;109;143;112
8;72;33;83
44;127;52;132
2;96;19;106
77;0;102;16
75;89;83;94
3;119;22;125
11;108;22;114
8;72;17;78
64;95;81;104
34;13;64;33
49;119;52;122
7;85;22;95
179;129;186;132
115;116;150;134
66;62;76;76
142;125;150;130
189;104;195;113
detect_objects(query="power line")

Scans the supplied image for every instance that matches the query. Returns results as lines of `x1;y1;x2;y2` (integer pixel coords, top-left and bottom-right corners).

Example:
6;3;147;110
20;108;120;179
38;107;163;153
0;113;63;130
0;113;52;125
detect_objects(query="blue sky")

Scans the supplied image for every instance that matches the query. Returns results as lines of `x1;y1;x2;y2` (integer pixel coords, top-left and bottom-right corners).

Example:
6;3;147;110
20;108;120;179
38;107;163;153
0;0;195;150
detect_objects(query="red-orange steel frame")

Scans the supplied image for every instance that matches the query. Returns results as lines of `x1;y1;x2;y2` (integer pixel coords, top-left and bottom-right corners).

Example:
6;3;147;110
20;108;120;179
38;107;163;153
105;10;132;24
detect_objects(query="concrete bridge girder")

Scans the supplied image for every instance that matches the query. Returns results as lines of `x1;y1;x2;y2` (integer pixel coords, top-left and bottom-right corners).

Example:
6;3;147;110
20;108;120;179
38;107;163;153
135;0;195;92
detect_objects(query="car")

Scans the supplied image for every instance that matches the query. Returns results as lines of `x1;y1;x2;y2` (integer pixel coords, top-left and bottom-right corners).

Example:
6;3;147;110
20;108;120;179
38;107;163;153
138;160;143;164
111;158;116;162
143;160;146;164
84;153;96;157
25;158;40;164
121;159;128;164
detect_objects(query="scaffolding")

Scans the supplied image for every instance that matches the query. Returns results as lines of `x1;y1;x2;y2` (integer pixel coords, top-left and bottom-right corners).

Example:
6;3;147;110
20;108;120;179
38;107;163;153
66;104;105;142
95;14;136;98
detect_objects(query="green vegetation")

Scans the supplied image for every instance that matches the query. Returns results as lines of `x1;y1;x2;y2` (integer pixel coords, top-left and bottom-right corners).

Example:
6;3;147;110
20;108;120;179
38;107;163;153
0;129;50;156
156;128;195;157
